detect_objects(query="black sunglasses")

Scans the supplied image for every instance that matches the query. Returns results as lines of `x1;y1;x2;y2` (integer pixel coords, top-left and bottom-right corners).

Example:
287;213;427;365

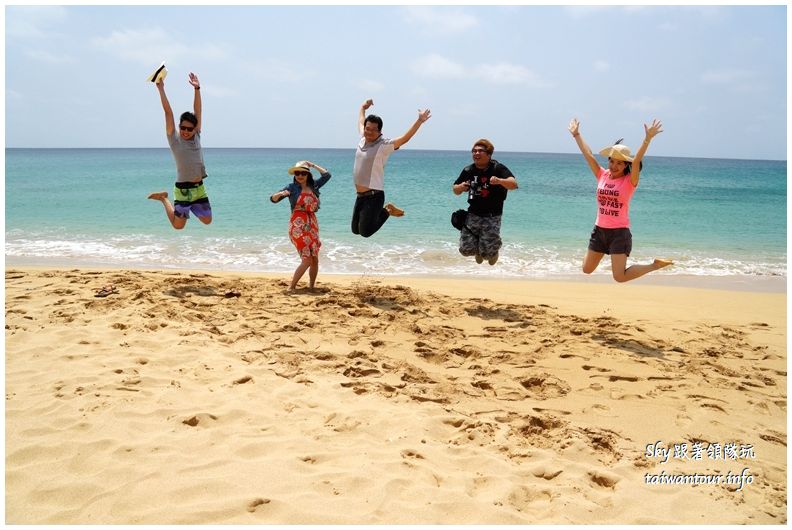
293;171;311;177
180;125;195;132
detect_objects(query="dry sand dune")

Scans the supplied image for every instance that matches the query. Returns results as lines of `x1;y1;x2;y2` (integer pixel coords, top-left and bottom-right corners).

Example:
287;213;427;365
5;268;787;523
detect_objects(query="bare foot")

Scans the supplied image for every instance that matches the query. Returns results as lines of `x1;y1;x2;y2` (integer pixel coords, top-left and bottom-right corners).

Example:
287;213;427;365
148;191;168;201
385;203;404;217
654;258;673;270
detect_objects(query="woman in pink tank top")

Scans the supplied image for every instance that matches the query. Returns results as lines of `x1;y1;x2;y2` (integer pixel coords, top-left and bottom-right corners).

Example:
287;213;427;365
568;118;673;283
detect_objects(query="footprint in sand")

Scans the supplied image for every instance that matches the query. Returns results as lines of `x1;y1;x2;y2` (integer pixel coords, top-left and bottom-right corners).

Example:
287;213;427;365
400;449;425;460
519;374;570;399
582;365;611;373
247;498;271;512
507;485;553;511
584;404;610;416
759;431;787;446
588;470;620;489
531;466;563;480
182;413;219;427
442;417;466;428
675;412;693;427
343;366;381;378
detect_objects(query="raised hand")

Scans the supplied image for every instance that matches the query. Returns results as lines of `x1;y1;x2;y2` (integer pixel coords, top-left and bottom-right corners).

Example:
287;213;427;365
568;118;581;137
188;72;201;89
362;99;374;110
418;108;431;123
645;118;663;139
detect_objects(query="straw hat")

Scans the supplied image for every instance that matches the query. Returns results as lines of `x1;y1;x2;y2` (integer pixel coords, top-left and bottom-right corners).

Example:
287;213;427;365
146;62;168;83
598;143;634;162
287;161;312;175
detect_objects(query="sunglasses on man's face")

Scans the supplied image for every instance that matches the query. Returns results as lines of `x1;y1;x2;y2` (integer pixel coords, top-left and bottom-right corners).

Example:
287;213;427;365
180;125;195;132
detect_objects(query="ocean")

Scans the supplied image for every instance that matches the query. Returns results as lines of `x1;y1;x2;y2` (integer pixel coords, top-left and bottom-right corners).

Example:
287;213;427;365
5;148;787;282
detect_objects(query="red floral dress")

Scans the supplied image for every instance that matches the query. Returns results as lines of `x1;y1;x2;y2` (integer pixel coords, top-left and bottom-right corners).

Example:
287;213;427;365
289;190;321;258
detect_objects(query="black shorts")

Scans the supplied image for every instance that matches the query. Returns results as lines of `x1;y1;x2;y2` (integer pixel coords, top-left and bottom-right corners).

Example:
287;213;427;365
588;226;632;256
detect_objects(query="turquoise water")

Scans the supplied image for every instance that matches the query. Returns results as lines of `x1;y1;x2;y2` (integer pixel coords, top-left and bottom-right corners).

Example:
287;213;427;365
5;148;787;279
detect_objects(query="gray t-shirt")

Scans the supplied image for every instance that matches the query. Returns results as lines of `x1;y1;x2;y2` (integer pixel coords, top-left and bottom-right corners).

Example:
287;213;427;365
353;135;396;190
168;131;206;183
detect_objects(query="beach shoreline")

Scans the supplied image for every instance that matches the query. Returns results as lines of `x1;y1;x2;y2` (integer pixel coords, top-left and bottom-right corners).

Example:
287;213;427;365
5;259;786;294
5;266;787;523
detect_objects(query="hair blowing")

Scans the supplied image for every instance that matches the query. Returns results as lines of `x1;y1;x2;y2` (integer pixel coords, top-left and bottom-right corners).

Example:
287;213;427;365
473;138;494;155
180;112;198;126
364;115;383;132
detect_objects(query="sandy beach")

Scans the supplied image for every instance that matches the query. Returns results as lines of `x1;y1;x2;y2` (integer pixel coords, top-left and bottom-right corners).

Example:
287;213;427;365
5;267;786;524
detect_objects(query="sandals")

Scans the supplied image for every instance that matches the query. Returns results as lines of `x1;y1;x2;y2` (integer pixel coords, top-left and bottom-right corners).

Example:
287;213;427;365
94;284;119;298
385;203;405;217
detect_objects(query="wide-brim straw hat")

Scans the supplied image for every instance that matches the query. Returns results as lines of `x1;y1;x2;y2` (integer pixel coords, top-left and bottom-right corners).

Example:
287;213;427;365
287;161;312;175
146;62;168;83
598;144;634;162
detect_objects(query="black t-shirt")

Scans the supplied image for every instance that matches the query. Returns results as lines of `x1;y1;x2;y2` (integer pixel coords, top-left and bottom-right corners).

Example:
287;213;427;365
454;159;514;216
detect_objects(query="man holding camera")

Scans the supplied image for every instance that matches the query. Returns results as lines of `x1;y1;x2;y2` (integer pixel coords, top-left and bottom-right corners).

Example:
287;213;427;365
452;139;518;265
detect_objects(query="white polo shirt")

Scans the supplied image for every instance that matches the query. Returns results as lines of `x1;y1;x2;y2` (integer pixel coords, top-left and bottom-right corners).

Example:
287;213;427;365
353;135;397;190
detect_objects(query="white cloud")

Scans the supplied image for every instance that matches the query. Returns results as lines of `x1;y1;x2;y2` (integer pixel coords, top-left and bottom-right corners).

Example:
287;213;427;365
624;96;672;113
593;60;610;72
203;85;239;99
701;69;765;93
6;6;69;39
403;6;478;34
242;59;313;83
411;54;550;87
700;69;754;84
411;54;465;79
93;28;189;65
622;6;649;14
480;63;550;87
358;79;385;93
25;49;75;64
448;106;476;118
92;28;227;65
562;6;611;19
410;86;429;98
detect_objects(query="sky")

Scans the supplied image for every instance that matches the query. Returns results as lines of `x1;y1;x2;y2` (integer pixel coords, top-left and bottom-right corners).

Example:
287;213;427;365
4;4;788;160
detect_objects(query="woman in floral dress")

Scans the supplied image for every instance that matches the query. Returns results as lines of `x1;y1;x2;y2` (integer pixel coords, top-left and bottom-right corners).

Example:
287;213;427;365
270;160;331;290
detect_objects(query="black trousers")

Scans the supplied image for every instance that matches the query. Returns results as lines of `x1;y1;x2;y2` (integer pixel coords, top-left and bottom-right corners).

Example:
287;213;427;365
351;190;389;238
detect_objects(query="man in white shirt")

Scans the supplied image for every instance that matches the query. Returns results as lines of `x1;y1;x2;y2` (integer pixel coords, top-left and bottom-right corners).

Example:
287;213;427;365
351;99;431;237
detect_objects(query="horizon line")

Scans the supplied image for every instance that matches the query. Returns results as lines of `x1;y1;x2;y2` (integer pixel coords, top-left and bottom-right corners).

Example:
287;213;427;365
4;146;787;163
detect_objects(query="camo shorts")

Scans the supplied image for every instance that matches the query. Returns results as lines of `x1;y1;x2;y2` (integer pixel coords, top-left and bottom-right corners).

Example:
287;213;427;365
458;212;502;259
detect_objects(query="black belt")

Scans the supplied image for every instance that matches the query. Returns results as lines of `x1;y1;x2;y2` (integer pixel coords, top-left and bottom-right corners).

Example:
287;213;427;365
356;189;383;197
175;180;204;189
469;211;501;218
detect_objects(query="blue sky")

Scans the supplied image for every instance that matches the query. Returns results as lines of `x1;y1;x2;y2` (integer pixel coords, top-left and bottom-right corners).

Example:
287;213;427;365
5;4;788;160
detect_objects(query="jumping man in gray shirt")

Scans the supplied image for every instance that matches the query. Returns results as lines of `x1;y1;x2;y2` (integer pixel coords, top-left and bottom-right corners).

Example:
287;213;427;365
351;99;431;237
148;72;212;230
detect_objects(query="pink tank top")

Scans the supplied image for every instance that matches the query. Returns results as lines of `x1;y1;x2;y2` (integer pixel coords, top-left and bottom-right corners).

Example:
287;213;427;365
595;167;636;229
